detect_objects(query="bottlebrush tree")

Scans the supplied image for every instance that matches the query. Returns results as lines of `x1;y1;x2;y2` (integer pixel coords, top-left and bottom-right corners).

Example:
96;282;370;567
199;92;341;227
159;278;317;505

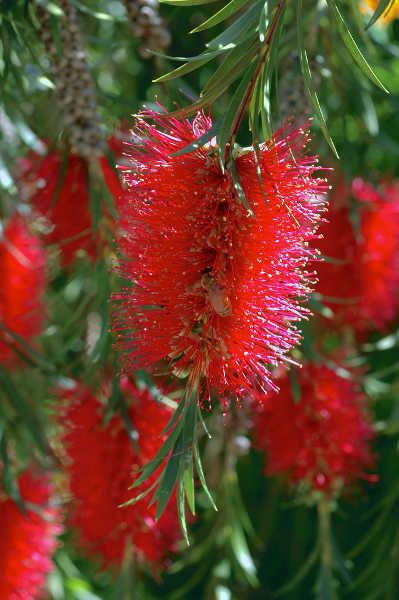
1;1;399;599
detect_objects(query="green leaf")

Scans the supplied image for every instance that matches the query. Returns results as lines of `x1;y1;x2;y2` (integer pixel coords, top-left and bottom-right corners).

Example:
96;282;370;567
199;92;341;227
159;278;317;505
258;2;268;43
91;162;117;219
88;170;102;232
154;57;214;83
198;406;211;438
131;415;184;487
183;458;196;515
230;522;258;586
161;398;185;435
206;0;263;50
227;153;254;214
182;392;197;449
48;149;70;211
0;325;55;374
190;0;249;33
326;0;389;93
178;470;190;545
202;36;260;97
153;432;184;519
160;0;219;4
117;390;139;450
193;441;217;510
0;367;49;455
154;49;230;83
296;0;338;157
218;58;258;156
152;47;230;64
120;476;160;507
0;426;22;508
365;0;395;29
172;121;221;157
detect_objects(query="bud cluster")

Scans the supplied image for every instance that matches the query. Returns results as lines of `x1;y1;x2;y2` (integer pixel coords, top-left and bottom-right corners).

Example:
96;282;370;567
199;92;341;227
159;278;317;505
36;0;105;158
124;0;171;58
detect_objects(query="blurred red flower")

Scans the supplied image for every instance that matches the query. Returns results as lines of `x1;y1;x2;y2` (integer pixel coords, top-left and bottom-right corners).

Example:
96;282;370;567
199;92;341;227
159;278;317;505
253;363;376;492
62;377;179;569
18;145;121;267
316;177;399;336
0;214;47;366
0;469;62;599
114;109;328;402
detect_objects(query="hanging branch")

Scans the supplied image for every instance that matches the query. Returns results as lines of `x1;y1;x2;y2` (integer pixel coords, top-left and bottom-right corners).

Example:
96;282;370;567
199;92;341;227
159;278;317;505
222;0;286;163
156;0;388;155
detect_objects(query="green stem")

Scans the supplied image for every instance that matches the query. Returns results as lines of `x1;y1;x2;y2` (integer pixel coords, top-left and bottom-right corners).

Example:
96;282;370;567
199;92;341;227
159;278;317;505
318;497;333;570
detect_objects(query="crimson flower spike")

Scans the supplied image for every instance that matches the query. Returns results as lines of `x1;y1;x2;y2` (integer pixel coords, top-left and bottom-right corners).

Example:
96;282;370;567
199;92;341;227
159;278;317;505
113;106;329;532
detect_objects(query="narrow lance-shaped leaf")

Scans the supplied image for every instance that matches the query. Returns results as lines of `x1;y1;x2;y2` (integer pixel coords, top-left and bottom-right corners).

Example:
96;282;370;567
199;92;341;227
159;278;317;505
160;0;219;5
0;426;22;508
206;0;263;50
194;440;217;510
117;391;139;450
202;36;260;98
198;404;212;438
230;521;258;586
365;0;395;29
0;366;49;455
326;0;388;93
172;121;221;157
120;477;160;508
153;432;184;519
190;0;249;33
227;151;254;214
161;397;185;435
296;0;338;157
177;465;190;545
154;49;232;83
218;58;258;158
152;47;231;64
182;391;197;449
130;414;184;488
183;457;195;515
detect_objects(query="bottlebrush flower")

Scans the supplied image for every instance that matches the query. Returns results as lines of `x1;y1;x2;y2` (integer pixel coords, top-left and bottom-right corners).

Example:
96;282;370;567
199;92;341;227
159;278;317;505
114;109;328;401
316;177;399;336
18;145;121;267
62;377;179;569
0;469;62;599
0;214;47;366
252;363;375;493
361;0;399;24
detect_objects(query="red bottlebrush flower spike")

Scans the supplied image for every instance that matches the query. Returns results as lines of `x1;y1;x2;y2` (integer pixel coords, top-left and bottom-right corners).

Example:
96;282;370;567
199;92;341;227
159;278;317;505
18;146;121;267
0;469;62;599
114;109;328;401
0;215;47;366
316;177;399;335
253;363;376;493
62;378;179;569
